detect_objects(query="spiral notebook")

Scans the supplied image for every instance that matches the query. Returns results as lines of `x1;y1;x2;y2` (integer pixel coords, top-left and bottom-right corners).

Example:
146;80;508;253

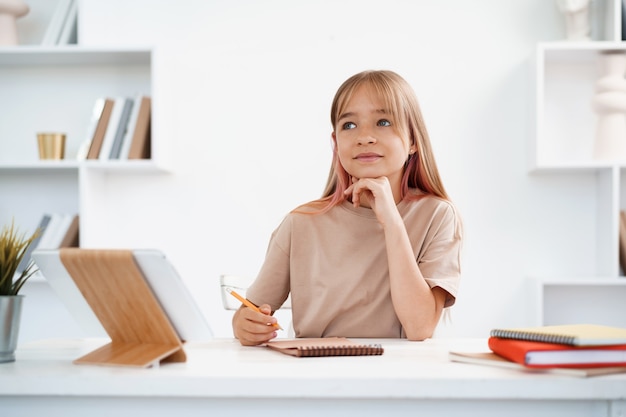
489;324;626;347
266;337;384;357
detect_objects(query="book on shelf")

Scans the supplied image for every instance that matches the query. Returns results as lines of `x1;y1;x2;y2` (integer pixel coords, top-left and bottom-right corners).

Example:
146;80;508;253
265;337;384;357
36;213;79;250
99;97;128;161
41;0;73;46
35;213;65;249
619;210;626;274
16;214;51;273
86;98;115;160
78;98;106;160
58;215;79;248
57;0;77;45
118;95;148;159
125;96;151;159
448;351;626;377
489;323;626;346
488;336;626;368
40;214;70;249
108;98;134;159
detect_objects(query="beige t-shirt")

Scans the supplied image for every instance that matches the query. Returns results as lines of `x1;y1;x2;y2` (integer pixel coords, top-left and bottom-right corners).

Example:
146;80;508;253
246;194;462;338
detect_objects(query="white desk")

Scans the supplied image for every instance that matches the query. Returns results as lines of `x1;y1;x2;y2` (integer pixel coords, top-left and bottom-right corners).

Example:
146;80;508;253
1;338;625;417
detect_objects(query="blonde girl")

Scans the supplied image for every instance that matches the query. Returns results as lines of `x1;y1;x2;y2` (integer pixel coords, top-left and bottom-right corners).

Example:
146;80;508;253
233;70;462;346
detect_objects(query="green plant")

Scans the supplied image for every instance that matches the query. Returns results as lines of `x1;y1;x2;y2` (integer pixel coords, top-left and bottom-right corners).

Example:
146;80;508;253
0;220;39;295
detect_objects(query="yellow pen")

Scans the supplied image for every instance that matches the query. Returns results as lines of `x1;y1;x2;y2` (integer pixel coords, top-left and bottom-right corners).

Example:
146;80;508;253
226;287;283;330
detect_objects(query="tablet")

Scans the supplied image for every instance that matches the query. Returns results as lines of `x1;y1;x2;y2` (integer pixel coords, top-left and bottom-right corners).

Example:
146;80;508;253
31;248;213;342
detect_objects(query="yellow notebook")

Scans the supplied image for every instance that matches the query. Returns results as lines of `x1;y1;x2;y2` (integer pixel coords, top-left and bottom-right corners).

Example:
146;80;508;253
490;324;626;346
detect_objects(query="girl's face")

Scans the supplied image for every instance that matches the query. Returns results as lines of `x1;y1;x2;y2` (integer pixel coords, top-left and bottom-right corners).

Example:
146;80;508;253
333;85;416;190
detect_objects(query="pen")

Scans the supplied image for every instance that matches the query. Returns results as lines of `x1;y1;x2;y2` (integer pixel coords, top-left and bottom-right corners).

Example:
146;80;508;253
226;287;283;330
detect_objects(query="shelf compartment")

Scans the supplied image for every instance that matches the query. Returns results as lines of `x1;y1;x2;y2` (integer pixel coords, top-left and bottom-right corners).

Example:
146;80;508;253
531;42;626;171
0;46;161;244
0;169;79;235
529;276;626;328
0;46;152;165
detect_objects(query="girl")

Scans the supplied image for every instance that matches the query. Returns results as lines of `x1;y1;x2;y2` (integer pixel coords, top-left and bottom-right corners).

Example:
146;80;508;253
232;70;462;346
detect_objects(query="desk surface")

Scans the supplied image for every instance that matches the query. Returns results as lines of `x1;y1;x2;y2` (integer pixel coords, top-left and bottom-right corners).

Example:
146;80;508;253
3;337;626;401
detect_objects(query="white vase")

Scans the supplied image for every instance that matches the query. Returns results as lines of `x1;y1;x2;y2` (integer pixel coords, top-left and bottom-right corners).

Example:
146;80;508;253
555;0;591;41
0;0;29;46
591;52;626;160
0;295;23;363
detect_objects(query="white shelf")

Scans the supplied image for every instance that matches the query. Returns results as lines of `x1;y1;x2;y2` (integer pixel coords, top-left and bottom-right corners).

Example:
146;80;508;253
529;0;626;327
530;42;626;276
528;160;626;173
0;160;167;174
531;42;626;171
0;46;159;243
0;161;79;172
0;45;151;66
79;159;166;174
530;276;626;285
0;47;153;165
528;277;626;328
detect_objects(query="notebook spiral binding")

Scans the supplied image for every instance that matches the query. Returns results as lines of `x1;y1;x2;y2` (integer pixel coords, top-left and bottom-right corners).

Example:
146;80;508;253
295;344;384;357
489;330;575;345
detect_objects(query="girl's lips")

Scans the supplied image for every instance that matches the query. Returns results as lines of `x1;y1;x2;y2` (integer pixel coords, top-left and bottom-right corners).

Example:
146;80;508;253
354;153;382;162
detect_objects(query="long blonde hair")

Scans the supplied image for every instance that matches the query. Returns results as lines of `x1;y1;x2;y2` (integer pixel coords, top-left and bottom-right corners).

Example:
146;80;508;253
298;70;450;213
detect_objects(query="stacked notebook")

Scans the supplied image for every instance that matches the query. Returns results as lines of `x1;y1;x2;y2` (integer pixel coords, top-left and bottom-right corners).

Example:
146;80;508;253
450;324;626;377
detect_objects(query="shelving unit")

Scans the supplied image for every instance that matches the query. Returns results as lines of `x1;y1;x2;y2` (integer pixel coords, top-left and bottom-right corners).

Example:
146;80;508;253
0;46;160;246
529;0;626;327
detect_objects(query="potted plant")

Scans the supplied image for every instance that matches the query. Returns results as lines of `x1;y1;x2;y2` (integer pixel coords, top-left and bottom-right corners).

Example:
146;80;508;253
0;220;39;363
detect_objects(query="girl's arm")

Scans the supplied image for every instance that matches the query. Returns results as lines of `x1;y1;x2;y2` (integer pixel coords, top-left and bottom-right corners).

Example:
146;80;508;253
382;213;447;340
345;176;448;340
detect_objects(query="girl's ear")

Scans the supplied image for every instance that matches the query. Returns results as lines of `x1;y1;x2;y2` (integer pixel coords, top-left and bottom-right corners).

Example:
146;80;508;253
331;132;337;149
409;143;417;155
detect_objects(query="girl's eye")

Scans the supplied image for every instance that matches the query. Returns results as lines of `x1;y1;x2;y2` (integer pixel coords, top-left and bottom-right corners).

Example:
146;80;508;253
377;119;391;127
342;122;356;130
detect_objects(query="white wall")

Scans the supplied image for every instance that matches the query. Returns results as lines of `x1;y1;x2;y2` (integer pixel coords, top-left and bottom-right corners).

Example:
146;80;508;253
16;0;602;340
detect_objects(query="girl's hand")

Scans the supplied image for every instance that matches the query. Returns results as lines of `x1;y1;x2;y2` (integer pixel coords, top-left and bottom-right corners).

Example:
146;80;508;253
232;304;278;346
344;176;400;226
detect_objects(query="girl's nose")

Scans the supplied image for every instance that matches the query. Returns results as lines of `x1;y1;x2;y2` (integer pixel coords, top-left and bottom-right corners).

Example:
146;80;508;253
357;129;377;145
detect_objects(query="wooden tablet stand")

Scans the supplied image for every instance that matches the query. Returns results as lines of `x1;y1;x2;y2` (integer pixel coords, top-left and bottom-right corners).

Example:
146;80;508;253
59;248;186;368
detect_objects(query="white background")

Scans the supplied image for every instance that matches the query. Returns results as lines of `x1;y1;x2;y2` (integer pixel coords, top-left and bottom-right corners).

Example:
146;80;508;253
14;0;607;340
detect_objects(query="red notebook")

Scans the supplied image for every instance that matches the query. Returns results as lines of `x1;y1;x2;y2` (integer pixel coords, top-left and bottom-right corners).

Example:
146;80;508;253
488;337;626;368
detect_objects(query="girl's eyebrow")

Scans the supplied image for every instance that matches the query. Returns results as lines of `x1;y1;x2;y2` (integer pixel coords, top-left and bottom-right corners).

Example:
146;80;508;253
338;108;388;122
337;111;355;122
